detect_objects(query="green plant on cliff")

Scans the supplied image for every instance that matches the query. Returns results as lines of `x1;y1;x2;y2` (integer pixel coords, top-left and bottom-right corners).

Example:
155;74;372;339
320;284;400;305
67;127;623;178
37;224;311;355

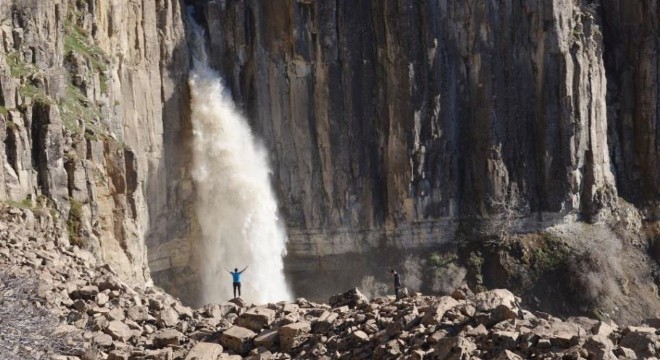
531;233;570;276
4;197;34;210
465;251;486;292
19;84;53;105
6;52;36;78
0;106;8;118
426;253;468;294
58;85;103;134
67;198;84;248
64;8;109;94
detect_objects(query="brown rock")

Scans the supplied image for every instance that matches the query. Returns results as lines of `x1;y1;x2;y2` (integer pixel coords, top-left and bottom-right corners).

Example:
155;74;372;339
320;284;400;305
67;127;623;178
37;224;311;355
158;307;179;327
421;296;460;326
279;321;311;352
93;332;113;347
254;329;279;350
351;330;369;343
433;336;476;359
619;329;657;358
220;326;257;355
104;320;133;341
329;288;368;308
184;342;223;360
127;305;151;322
153;328;185;348
236;307;276;332
474;289;518;313
107;308;126;321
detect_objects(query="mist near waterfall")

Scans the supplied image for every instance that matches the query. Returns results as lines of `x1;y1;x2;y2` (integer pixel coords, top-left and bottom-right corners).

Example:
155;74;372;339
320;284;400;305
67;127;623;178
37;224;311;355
187;20;292;304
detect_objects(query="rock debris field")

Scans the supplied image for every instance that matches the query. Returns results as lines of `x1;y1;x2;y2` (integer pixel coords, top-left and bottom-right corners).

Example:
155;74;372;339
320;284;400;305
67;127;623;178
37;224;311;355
0;205;659;360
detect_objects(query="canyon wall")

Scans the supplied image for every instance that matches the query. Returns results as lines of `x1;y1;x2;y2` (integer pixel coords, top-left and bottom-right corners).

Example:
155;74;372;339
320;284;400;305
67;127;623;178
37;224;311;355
182;0;658;299
0;0;657;305
0;0;192;288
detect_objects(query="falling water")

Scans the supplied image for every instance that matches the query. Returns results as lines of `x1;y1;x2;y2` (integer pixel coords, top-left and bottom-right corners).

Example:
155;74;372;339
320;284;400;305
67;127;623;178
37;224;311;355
187;18;292;304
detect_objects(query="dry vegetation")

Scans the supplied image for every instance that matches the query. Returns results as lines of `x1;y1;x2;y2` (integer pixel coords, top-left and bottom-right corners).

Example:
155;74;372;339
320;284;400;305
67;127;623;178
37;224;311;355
0;269;83;359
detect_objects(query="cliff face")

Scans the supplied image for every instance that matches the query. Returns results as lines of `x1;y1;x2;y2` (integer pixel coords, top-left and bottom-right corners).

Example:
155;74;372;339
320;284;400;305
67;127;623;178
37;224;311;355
0;0;657;307
180;0;658;298
601;0;659;214
0;0;191;284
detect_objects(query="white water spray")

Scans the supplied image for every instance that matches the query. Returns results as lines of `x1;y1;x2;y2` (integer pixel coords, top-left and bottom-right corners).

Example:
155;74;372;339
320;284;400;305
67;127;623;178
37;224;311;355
187;19;292;304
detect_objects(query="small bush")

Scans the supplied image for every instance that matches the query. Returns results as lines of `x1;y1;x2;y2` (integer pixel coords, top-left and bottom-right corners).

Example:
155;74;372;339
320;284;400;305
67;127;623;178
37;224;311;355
427;253;467;294
0;270;83;359
67;199;85;248
481;192;526;245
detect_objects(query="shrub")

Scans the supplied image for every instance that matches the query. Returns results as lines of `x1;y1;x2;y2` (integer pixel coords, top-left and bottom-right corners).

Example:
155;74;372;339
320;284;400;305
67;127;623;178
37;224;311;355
0;270;83;359
481;192;526;245
427;253;467;294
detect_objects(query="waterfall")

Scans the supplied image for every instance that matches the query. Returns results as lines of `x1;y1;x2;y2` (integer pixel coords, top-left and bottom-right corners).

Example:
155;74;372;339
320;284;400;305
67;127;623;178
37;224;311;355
187;18;292;304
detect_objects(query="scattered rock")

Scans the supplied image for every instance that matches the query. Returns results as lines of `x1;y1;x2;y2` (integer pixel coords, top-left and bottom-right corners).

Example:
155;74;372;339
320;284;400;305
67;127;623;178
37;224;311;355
220;326;257;355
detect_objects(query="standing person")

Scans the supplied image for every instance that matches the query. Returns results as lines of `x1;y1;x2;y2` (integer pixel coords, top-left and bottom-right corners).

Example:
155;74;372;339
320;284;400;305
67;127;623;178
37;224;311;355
225;266;248;298
390;269;402;300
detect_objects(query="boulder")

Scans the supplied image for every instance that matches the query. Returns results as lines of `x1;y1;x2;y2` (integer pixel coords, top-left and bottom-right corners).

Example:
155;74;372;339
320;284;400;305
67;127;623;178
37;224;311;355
127;305;151;322
220;326;257;355
620;328;658;358
104;320;133;341
158;307;179;327
184;342;223;360
474;289;518;313
421;296;460;325
254;329;279;350
236;307;276;332
279;321;311;352
329;288;368;308
153;328;185;347
107;308;125;321
433;336;476;359
584;336;617;360
107;351;130;360
228;297;248;308
451;284;474;301
94;332;113;347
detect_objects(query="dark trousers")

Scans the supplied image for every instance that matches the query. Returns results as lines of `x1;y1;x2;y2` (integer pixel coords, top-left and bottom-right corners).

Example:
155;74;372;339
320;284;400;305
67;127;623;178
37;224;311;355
395;286;401;300
233;282;241;298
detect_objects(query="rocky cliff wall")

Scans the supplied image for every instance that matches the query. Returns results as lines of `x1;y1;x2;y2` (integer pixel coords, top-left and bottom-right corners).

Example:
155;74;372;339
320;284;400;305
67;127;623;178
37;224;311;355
0;0;192;286
174;0;659;299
